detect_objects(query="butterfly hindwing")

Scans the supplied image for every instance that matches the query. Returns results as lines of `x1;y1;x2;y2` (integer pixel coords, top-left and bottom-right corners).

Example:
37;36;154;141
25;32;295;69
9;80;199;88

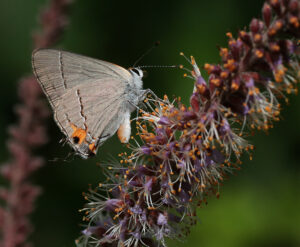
32;49;133;158
54;80;128;157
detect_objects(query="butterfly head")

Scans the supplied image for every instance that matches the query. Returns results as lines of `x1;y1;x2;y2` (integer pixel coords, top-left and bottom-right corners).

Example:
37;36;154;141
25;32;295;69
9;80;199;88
129;67;144;89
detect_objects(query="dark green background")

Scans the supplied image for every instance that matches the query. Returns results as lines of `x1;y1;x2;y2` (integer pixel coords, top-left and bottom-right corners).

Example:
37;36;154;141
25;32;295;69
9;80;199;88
0;0;299;246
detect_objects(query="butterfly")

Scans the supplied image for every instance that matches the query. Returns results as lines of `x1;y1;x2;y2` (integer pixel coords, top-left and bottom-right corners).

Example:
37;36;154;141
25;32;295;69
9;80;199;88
32;49;146;159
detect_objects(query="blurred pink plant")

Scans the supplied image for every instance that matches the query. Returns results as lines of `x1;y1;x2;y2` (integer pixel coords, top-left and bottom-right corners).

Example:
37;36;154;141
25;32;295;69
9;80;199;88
0;0;71;246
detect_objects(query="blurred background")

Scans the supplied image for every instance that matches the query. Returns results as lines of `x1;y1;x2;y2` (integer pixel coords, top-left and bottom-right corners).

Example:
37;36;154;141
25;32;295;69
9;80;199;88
0;0;299;246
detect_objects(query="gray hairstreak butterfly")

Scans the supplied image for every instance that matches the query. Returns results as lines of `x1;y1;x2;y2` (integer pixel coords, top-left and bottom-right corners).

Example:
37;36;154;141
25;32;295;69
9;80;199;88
32;49;147;159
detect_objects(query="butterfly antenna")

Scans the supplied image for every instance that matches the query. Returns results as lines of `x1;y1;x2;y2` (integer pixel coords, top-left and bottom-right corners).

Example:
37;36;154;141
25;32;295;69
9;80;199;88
133;41;160;67
138;65;179;69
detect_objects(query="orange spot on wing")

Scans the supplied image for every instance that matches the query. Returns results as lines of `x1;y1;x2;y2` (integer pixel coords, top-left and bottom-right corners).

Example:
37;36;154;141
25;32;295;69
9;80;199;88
70;124;87;144
88;143;97;154
71;124;77;131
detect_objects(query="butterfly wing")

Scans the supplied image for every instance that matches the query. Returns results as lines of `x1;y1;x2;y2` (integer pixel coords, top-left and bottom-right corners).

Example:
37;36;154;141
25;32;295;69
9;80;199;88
32;49;132;158
32;49;132;107
55;79;130;158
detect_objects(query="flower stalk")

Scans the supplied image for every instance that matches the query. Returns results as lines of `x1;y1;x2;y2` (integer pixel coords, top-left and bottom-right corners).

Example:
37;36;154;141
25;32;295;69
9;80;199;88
77;0;300;246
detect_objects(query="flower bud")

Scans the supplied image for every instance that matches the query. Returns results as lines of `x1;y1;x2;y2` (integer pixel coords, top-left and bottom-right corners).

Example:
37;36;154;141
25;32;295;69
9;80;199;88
263;3;272;27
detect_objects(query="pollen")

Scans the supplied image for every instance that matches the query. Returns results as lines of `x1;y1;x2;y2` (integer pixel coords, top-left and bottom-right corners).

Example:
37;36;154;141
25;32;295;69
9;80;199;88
239;30;247;37
211;78;221;86
204;63;214;74
270;44;280;52
229;40;236;46
265;106;272;113
231;81;239;91
255;50;264;58
274;20;283;30
254;33;262;42
197;84;206;94
220;71;229;79
289;16;299;28
275;68;285;82
219;48;228;57
190;56;196;65
224;59;236;72
268;27;276;36
226;32;233;38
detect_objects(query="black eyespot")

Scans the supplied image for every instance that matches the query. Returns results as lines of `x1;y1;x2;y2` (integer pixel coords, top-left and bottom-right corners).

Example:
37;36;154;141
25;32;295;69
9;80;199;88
131;68;140;76
73;136;80;144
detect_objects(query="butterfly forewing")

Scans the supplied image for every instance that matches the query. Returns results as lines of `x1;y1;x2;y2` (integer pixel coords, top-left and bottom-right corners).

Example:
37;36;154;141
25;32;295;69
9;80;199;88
32;49;132;106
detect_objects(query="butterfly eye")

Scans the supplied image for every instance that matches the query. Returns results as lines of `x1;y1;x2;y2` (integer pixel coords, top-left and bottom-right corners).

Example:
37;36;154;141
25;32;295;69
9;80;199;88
131;68;142;77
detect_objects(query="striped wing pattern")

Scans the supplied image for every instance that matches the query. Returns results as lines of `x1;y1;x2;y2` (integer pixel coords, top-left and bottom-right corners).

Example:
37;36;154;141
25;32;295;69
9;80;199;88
32;49;132;158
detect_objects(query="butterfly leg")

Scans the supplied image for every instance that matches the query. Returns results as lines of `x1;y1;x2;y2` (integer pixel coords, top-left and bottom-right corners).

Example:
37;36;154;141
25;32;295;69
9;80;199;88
139;88;159;101
117;111;131;143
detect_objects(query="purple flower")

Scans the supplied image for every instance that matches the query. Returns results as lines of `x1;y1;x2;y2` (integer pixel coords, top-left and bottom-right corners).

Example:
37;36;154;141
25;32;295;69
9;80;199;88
77;1;300;246
158;116;171;125
157;213;168;226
